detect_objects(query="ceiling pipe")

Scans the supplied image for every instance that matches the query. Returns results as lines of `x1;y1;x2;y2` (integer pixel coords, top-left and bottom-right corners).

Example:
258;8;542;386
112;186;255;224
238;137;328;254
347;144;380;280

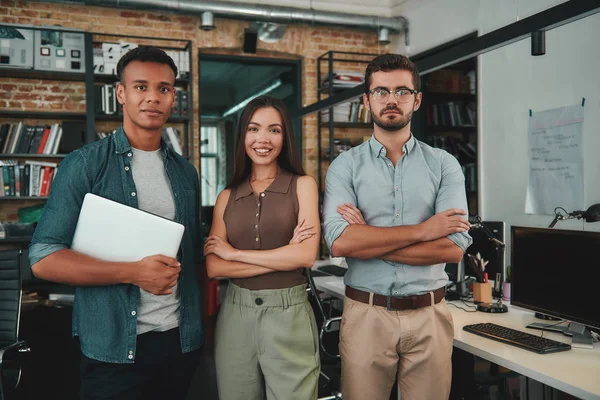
34;0;408;44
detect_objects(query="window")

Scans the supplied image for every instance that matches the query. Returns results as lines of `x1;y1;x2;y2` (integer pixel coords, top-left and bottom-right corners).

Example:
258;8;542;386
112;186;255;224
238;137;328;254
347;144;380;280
200;125;224;206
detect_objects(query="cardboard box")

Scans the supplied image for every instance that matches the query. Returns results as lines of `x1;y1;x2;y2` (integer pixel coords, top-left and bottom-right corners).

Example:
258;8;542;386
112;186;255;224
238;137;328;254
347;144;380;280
0;24;34;69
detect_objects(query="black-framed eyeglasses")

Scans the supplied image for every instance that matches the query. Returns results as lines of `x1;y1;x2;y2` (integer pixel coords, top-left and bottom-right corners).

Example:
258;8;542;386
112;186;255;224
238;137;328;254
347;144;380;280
366;87;419;103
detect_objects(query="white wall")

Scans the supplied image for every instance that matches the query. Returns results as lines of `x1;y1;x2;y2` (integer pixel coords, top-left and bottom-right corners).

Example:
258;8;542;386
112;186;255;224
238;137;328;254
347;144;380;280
479;13;600;235
392;0;600;264
392;0;568;55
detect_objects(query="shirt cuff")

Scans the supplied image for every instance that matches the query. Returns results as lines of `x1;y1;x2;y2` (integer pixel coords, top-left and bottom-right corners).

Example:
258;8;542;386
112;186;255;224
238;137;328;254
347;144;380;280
446;232;473;252
323;219;350;250
29;243;68;266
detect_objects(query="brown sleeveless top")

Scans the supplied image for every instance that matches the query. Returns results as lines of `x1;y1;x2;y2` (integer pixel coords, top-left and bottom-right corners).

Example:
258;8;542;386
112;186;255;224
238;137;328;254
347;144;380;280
223;169;306;290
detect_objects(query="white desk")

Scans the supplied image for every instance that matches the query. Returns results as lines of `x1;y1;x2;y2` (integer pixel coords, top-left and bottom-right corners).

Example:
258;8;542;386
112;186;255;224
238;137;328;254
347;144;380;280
311;260;347;299
312;275;600;400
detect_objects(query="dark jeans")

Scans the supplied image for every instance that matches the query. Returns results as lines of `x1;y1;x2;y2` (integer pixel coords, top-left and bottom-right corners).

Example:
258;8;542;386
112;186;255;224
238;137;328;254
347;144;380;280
79;327;200;400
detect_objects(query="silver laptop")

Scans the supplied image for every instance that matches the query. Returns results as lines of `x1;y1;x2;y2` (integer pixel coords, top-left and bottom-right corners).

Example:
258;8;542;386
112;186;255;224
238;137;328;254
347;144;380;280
71;193;185;262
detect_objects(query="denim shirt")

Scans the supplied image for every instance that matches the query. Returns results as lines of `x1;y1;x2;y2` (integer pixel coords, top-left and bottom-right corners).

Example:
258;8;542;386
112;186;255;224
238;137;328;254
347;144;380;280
322;134;472;297
29;127;203;363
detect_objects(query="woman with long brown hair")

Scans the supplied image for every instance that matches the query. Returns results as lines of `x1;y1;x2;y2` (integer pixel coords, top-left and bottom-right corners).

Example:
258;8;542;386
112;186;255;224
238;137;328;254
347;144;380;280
204;95;321;399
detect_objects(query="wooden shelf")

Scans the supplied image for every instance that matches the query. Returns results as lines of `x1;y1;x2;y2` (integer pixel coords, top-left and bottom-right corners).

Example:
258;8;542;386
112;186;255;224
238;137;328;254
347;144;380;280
426;125;476;134
0;154;67;158
424;92;476;101
0;111;86;120
0;69;85;82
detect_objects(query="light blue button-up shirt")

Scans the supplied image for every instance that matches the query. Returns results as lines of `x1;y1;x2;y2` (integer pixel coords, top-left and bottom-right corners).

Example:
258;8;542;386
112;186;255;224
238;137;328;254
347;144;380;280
322;134;472;296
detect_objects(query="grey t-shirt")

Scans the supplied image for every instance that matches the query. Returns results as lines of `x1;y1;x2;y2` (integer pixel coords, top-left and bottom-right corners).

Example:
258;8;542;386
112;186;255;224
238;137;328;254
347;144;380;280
131;147;179;335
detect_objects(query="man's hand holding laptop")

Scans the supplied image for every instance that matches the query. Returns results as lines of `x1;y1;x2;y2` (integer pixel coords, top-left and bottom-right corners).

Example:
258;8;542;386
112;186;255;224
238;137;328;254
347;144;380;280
132;255;181;295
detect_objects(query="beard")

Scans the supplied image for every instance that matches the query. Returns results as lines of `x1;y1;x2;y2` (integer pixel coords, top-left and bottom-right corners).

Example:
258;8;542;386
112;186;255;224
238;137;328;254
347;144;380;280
371;103;414;132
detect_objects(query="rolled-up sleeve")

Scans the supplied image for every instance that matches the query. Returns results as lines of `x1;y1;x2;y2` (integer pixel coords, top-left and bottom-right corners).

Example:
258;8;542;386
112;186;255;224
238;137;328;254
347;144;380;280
29;151;92;266
322;154;356;251
436;152;473;251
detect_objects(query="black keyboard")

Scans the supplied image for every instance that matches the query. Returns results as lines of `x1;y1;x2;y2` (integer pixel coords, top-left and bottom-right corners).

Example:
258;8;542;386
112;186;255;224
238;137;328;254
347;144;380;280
317;265;347;277
463;323;572;354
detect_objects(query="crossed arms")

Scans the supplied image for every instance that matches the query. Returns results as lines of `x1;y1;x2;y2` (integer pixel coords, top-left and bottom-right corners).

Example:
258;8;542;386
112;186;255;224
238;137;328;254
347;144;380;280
205;175;320;279
323;152;472;266
332;203;468;265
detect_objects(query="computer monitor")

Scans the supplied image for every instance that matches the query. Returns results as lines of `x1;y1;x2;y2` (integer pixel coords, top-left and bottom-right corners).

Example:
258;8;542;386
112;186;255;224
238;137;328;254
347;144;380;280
511;226;600;348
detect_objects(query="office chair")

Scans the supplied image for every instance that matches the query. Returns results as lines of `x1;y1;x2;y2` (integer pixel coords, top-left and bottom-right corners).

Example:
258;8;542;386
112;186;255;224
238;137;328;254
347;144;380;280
0;249;31;400
305;268;343;400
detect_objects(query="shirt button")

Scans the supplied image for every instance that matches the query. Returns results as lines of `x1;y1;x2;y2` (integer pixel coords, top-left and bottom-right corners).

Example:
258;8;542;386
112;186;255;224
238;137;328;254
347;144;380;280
395;213;400;218
260;193;265;197
388;164;392;167
124;166;130;171
395;186;399;191
254;225;258;229
256;213;259;217
127;152;132;157
255;298;263;305
255;237;259;242
131;311;136;316
129;350;134;355
131;192;136;197
128;354;134;360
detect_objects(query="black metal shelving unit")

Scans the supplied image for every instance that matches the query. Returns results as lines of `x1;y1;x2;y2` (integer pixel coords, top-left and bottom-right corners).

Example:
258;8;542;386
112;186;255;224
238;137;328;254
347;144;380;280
316;50;378;193
90;32;194;163
414;56;479;217
0;111;87;120
1;27;195;241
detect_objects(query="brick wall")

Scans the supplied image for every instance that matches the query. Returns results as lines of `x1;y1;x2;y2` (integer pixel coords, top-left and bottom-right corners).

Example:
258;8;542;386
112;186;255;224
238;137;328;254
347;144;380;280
1;0;388;221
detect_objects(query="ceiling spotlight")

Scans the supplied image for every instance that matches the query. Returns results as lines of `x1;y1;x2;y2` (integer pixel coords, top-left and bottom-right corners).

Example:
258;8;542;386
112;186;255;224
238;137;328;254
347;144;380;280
531;30;545;56
201;12;215;31
378;27;390;45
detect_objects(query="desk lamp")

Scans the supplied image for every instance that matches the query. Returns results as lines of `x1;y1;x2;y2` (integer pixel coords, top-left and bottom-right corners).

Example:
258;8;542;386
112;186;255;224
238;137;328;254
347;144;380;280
548;203;600;227
470;216;508;313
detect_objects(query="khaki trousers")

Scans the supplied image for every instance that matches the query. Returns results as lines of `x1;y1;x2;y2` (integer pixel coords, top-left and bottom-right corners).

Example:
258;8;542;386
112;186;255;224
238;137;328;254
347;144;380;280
215;283;320;400
340;294;454;400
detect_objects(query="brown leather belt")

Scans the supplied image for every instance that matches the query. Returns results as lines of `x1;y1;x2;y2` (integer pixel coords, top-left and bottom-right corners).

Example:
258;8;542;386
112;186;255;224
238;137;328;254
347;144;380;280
345;286;445;311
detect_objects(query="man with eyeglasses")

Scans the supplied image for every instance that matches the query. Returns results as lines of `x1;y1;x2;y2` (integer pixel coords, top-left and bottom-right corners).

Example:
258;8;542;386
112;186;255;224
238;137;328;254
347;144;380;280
322;53;472;399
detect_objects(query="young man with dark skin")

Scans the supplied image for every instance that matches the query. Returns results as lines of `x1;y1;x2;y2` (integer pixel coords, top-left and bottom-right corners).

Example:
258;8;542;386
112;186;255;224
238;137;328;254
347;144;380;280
29;46;202;400
322;54;472;400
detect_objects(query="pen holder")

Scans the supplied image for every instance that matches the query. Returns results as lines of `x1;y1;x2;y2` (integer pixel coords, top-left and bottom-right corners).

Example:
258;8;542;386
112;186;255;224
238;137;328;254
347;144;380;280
472;282;493;304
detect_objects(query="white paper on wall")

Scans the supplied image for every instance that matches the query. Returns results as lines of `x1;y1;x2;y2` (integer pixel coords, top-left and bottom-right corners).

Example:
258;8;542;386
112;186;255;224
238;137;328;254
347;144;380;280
525;103;584;215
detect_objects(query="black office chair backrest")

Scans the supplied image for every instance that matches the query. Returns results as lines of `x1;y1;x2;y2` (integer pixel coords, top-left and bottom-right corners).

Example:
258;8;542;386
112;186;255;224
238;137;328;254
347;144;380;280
305;268;327;323
0;250;22;347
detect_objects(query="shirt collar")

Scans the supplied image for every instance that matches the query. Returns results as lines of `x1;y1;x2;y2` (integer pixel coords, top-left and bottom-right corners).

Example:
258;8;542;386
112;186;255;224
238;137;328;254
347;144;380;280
369;132;416;158
235;168;293;200
113;126;132;154
113;126;173;159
